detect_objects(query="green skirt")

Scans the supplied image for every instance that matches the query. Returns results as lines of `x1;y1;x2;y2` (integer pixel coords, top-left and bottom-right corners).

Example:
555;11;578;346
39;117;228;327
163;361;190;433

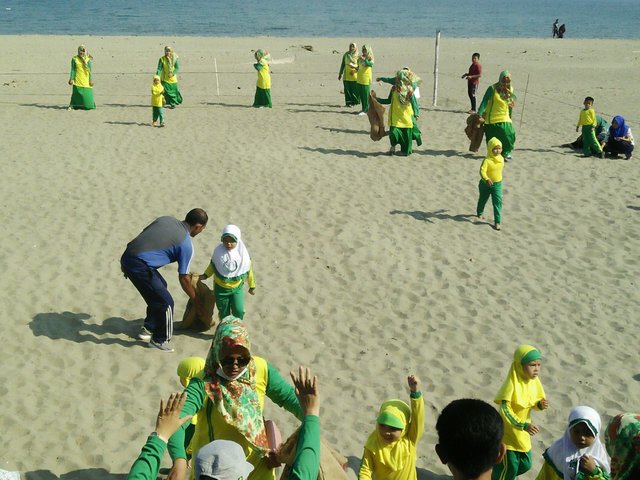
253;87;272;108
389;126;414;155
412;117;423;147
69;86;95;110
484;122;516;156
343;80;360;106
162;82;183;106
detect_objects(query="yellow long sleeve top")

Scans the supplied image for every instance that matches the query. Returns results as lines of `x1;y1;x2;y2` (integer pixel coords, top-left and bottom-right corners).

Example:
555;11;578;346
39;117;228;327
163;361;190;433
480;155;504;183
151;83;164;107
203;261;256;290
359;393;424;480
577;108;597;128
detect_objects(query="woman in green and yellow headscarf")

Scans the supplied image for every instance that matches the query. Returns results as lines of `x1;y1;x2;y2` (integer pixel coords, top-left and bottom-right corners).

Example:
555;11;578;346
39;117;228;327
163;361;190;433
338;42;360;107
156;46;183;107
68;45;95;110
356;44;374;114
253;49;272;108
478;70;517;160
165;316;302;480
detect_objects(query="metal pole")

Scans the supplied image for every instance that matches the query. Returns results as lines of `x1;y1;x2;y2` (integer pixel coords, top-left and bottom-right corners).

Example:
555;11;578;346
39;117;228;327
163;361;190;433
519;73;530;130
214;57;220;96
433;30;440;106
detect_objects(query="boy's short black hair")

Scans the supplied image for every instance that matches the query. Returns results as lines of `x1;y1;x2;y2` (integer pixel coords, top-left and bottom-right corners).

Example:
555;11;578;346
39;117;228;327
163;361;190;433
584;96;595;103
472;52;480;58
184;208;208;226
436;399;503;478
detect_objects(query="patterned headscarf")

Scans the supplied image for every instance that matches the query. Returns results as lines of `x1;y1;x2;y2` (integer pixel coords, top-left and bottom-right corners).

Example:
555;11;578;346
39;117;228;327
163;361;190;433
203;316;269;452
605;413;640;480
361;44;374;62
76;45;92;67
164;46;177;71
495;345;545;409
394;68;421;105
254;49;271;66
610;115;630;139
346;42;358;65
495;70;517;102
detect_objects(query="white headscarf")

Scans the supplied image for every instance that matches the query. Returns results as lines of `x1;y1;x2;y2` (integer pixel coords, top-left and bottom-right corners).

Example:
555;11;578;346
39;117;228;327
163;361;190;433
211;225;252;279
545;406;610;480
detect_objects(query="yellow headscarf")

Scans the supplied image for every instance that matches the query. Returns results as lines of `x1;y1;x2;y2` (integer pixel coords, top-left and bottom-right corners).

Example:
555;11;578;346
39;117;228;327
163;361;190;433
486;137;504;161
364;399;412;470
177;356;205;388
495;345;545;409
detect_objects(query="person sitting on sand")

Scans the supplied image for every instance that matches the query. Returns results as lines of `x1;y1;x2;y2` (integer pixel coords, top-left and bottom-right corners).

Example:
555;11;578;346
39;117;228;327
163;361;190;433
358;375;424;479
603;115;634;160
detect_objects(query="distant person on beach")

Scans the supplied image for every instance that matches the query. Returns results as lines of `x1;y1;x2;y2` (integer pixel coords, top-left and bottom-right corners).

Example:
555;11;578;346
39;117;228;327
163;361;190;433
358;375;424;480
253;49;272;108
151;75;165;127
603;115;634;160
535;405;611;480
461;52;482;113
558;24;566;38
375;69;422;156
575;96;604;158
492;345;549;480
68;45;95;110
357;44;374;115
552;19;559;38
436;399;506;480
565;114;608;151
605;413;640;479
338;42;360;107
200;224;256;320
478;71;517;161
157;46;182;108
120;209;208;352
476;137;504;231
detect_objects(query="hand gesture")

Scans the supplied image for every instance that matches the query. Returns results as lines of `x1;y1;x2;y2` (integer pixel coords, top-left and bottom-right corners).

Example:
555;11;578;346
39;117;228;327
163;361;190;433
407;375;420;393
539;398;549;410
290;366;319;417
155;392;192;442
579;454;596;473
525;423;540;435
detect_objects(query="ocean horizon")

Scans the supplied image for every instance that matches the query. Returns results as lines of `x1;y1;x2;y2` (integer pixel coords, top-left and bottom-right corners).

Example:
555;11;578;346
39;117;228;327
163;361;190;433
1;0;639;39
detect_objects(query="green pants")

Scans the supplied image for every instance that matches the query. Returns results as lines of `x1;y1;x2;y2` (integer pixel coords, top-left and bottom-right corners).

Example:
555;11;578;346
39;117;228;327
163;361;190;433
152;106;164;124
253;87;272;108
581;125;602;156
343;80;360;106
477;180;503;224
389;126;413;155
358;83;370;112
492;450;532;480
484;122;516;157
214;283;245;320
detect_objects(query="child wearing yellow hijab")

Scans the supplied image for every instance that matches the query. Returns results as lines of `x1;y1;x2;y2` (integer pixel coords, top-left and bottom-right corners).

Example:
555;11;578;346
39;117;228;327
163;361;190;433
493;345;549;480
358;375;424;480
477;137;505;231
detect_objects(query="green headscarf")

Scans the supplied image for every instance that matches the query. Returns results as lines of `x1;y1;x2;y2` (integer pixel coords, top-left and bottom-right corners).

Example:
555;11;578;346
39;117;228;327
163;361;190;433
495;70;517;102
254;49;272;66
606;413;640;480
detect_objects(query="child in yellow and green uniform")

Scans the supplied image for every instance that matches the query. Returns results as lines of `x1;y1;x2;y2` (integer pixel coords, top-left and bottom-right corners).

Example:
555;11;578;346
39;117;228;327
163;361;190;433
201;224;256;320
358;375;424;480
68;45;95;110
156;46;182;108
492;345;549;480
357;44;374;114
253;50;272;108
477;137;505;231
576;96;604;158
151;75;165;127
338;42;360;107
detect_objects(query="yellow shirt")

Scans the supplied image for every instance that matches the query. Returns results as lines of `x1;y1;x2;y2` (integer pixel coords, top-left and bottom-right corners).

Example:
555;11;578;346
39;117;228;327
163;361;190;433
484;88;511;124
257;64;271;89
343;53;358;82
357;60;372;86
72;56;92;88
158;56;178;84
151;83;164;107
480;155;504;182
577;108;597;127
389;91;414;129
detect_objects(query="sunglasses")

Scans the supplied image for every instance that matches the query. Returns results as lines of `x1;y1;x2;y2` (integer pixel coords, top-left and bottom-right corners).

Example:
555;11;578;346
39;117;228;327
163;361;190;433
221;356;251;367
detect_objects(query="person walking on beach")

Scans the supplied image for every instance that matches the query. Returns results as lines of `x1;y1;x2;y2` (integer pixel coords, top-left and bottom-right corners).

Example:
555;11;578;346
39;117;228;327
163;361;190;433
151;75;165;127
120;209;208;352
157;46;183;108
356;44;374;115
68;45;95;110
478;70;517;161
476;137;505;231
253;49;272;108
552;19;559;38
338;42;360;107
461;53;482;114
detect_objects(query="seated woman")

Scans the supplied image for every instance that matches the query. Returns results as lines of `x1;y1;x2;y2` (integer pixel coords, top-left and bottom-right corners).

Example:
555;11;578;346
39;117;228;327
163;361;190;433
603;115;634;160
166;315;302;480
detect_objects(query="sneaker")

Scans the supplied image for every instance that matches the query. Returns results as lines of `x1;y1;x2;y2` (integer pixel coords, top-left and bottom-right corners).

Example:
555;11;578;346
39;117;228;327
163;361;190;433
389;145;396;156
626;154;632;160
357;111;367;116
137;326;152;342
149;339;174;352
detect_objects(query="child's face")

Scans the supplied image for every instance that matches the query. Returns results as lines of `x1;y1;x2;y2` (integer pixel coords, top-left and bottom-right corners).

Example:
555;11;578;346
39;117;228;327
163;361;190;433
472;55;479;63
377;423;403;444
522;360;541;379
569;422;596;449
492;145;503;156
583;100;593;109
222;235;237;251
153;78;160;84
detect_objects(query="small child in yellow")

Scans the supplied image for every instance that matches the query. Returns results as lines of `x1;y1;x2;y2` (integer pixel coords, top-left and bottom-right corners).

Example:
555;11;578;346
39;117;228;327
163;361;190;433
358;375;424;480
151;75;165;127
492;345;549;480
576;96;603;158
476;137;505;231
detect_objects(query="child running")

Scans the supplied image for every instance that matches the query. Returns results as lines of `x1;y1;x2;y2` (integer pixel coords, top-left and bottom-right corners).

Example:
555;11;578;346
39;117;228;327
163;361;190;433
151;75;165;127
536;405;610;480
576;97;604;158
356;44;374;115
476;137;505;231
201;225;256;320
358;375;424;480
492;344;549;480
253;49;272;108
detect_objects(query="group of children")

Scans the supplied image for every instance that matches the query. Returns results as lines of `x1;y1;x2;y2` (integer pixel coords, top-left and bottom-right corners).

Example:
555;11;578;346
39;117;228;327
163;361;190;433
576;97;635;160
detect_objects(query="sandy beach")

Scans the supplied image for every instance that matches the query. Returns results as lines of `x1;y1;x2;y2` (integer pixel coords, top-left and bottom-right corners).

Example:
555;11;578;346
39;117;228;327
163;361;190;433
1;35;639;479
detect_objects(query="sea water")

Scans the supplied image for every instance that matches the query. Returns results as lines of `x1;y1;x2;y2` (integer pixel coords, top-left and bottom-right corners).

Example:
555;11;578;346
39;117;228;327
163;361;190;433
0;0;639;39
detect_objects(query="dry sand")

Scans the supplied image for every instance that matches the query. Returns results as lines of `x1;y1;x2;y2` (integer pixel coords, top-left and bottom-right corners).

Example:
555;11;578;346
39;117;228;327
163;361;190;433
1;35;639;479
